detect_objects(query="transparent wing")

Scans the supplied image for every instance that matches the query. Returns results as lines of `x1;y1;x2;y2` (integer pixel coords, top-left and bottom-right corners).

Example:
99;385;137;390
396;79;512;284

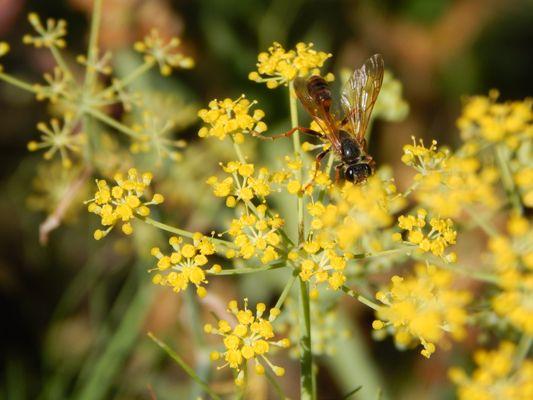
294;77;342;152
340;54;384;144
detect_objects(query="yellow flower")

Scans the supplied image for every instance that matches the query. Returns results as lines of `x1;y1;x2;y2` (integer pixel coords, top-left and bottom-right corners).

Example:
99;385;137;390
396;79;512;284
227;205;283;264
150;234;218;297
449;341;533;400
134;29;194;76
395;209;457;261
198;95;267;142
86;168;163;239
207;161;272;207
22;13;67;48
373;264;471;358
205;299;289;385
249;42;333;88
457;91;532;148
27;113;86;168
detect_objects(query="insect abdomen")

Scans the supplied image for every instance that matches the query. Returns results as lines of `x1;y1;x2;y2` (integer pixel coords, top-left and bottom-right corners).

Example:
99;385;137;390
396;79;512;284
307;76;332;110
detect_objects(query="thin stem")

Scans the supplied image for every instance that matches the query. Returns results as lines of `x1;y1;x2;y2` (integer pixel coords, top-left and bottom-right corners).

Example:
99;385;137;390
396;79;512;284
231;137;247;163
98;60;155;99
514;334;532;370
351;245;416;260
464;206;499;237
298;279;315;400
148;332;222;400
495;144;523;214
141;216;235;248
50;46;75;81
265;370;287;400
0;72;38;93
421;256;501;285
212;262;287;276
342;286;380;311
274;272;297;310
85;0;103;89
86;107;138;137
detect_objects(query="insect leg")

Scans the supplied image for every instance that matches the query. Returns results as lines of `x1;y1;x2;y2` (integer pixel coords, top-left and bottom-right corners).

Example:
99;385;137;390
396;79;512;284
302;148;330;192
335;163;344;184
252;126;322;141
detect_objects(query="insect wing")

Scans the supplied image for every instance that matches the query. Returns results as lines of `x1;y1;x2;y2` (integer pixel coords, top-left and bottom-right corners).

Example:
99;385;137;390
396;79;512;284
293;77;342;151
340;54;384;144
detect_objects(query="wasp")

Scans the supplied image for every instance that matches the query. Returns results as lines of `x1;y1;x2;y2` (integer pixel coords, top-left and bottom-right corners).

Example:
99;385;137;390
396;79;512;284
255;54;384;187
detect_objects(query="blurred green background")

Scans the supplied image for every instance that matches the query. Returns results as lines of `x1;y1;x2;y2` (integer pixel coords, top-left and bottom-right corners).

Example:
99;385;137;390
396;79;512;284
1;0;532;399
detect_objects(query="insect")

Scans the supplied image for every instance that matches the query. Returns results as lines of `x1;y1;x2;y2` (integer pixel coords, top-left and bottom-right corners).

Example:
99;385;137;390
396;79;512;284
254;54;384;187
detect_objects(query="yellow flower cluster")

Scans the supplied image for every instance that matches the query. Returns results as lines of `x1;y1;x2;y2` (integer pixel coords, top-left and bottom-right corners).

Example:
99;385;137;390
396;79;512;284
197;95;267;143
290;239;350;291
276;155;331;196
249;42;333;88
403;139;500;217
86;168;164;239
373;264;471;358
0;42;9;72
207;161;271;207
33;67;72;104
150;234;220;298
458;91;533;147
449;341;533;400
134;29;194;76
27;114;86;168
227;205;283;264
488;215;533;334
22;13;67;48
316;174;404;249
393;209;457;261
204;299;290;385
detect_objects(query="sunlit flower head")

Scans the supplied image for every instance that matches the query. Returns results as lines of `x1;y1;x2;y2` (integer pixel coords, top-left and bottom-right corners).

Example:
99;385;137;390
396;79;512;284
393;209;457;261
27;113;85;168
205;299;290;385
134;29;194;76
150;233;220;298
86;168;164;239
249;42;333;88
22;13;67;48
226;204;283;264
373;264;471;358
198;95;267;143
457;91;533;148
449;341;533;400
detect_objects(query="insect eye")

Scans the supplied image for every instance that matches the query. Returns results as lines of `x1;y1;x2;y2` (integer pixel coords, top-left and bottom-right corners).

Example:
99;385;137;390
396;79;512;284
345;165;356;182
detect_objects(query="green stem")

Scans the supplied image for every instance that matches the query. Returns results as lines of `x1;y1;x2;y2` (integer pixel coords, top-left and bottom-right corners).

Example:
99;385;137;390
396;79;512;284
421;256;501;285
50;46;75;81
351;245;416;260
85;0;103;89
86;107;138;137
148;332;222;400
289;80;315;400
274;272;297;310
212;262;287;276
265;370;287;400
341;286;380;311
98;60;155;99
141;216;235;248
495;144;523;214
514;335;532;370
298;279;315;400
464;206;498;237
0;72;38;93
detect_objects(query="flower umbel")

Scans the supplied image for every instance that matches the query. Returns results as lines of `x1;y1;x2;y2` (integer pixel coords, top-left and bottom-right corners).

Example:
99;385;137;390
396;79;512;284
22;13;67;48
449;341;533;400
198;95;267;143
134;29;194;76
150;234;219;298
249;42;333;88
86;168;164;239
373;264;471;358
205;299;290;385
